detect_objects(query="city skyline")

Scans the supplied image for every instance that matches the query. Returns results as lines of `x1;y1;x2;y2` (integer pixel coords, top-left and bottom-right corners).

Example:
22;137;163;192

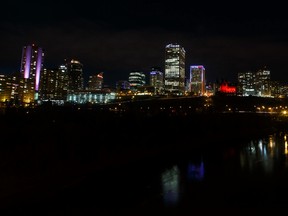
1;1;288;86
0;42;282;88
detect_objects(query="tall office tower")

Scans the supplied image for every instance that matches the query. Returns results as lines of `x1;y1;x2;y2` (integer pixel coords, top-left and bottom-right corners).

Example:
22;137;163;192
150;67;164;95
40;68;57;100
238;71;257;96
66;59;84;93
88;72;103;90
19;44;44;103
58;64;69;100
164;43;186;95
190;65;206;96
128;71;146;91
256;67;271;97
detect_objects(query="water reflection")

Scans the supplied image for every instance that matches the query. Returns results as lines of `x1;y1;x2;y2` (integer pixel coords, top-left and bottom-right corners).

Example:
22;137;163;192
161;165;180;206
158;132;288;208
284;134;288;155
239;133;287;174
187;159;205;181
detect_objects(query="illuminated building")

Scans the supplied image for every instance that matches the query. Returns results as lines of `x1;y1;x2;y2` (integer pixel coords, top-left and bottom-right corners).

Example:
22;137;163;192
218;81;236;96
88;72;103;90
67;90;116;104
0;75;8;105
238;71;256;96
128;71;145;91
66;59;84;93
39;68;56;100
256;68;271;97
58;64;69;100
116;80;130;91
149;67;164;95
190;65;205;96
19;44;44;104
39;67;68;102
238;68;271;97
164;43;185;95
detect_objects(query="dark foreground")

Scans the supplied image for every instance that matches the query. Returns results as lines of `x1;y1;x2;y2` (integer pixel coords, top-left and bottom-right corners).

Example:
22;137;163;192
0;106;286;215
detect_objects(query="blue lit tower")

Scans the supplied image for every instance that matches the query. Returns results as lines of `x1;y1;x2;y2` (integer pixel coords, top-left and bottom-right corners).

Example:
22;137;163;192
19;44;44;104
164;43;186;95
190;65;206;96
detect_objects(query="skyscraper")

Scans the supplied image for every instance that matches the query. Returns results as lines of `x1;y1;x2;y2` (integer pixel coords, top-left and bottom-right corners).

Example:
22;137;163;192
164;43;185;95
256;67;271;97
150;67;164;95
66;59;84;93
19;44;44;103
190;65;206;96
39;67;67;101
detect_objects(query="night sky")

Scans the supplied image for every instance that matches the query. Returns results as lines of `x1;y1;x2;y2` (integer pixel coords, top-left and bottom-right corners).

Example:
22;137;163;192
1;1;288;86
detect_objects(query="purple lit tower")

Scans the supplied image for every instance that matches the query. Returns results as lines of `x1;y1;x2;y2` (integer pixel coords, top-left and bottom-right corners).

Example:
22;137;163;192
20;44;44;103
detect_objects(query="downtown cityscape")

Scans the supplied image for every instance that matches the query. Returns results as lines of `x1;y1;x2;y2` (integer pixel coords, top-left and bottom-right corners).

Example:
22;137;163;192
2;0;288;214
2;42;288;216
1;43;288;110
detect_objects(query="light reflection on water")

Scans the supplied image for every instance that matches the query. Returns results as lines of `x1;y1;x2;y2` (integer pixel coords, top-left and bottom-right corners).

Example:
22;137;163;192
160;156;205;207
161;165;180;206
24;131;288;214
187;159;204;181
239;133;287;174
158;132;288;207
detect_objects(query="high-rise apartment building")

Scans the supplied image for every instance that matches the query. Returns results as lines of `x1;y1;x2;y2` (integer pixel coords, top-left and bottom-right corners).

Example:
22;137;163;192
66;59;84;93
190;65;206;96
164;43;186;95
19;44;44;103
256;67;271;97
238;68;271;97
39;67;69;101
150;67;164;95
88;72;104;90
58;64;69;100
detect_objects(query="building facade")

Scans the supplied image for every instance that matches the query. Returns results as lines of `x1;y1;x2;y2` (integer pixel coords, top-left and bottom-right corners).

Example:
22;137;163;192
88;72;103;90
164;43;186;95
39;67;68;102
128;71;146;91
238;68;271;97
190;65;205;96
150;67;164;95
256;68;271;97
66;59;84;93
19;44;44;104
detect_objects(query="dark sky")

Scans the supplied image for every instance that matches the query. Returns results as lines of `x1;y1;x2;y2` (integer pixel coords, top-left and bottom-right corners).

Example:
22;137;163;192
1;1;288;86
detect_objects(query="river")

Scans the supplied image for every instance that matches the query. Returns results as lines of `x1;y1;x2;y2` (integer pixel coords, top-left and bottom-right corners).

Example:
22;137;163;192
4;129;288;215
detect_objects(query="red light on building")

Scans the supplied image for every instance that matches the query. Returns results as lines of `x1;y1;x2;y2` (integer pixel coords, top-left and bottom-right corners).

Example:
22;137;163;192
219;83;236;93
97;72;103;79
